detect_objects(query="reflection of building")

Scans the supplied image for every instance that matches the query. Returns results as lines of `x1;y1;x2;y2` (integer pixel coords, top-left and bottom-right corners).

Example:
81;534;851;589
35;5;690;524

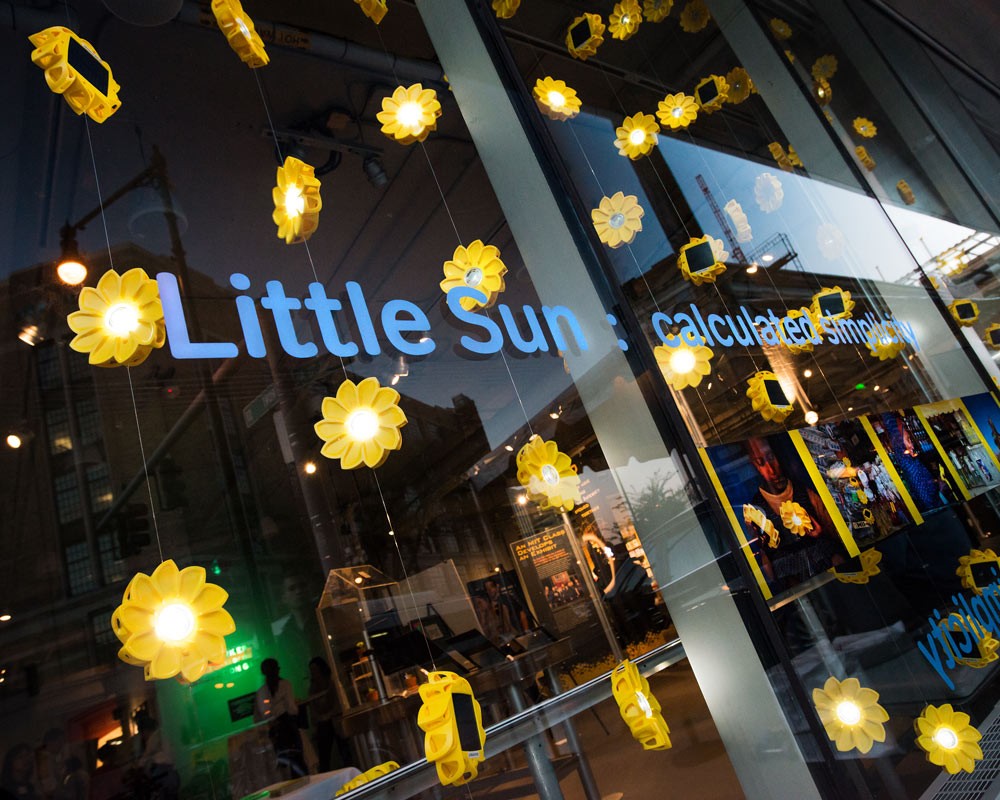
0;242;285;762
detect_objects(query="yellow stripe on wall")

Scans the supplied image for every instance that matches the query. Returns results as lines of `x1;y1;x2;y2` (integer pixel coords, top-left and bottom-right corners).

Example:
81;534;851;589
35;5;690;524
697;447;772;600
915;405;971;501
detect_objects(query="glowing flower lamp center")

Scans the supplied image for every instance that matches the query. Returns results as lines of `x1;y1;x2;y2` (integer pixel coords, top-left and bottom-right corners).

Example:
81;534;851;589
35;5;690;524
105;303;140;336
609;213;626;229
346;408;380;442
154;602;196;643
835;700;862;726
464;267;484;287
58;260;87;286
284;185;305;219
541;464;561;486
934;727;959;750
629;128;647;145
236;17;252;40
622;14;631;24
547;90;566;108
791;514;803;527
669;349;697;375
397;101;423;130
636;690;653;719
672;107;684;118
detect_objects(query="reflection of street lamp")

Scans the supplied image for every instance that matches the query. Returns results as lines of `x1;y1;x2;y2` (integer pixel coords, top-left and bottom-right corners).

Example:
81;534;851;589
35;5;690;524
56;226;87;286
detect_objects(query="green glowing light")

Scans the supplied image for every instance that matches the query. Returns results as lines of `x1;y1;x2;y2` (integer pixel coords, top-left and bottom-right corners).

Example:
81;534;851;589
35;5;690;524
855;383;866;391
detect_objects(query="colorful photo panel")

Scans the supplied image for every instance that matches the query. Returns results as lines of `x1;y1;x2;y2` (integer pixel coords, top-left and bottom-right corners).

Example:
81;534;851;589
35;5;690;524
705;432;851;597
797;419;917;547
916;398;1000;500
956;392;1000;474
866;410;960;511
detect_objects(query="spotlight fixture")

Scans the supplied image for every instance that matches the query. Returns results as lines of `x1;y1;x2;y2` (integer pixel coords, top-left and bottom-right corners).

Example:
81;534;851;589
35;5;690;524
805;410;819;425
363;155;389;189
5;434;22;449
304;461;317;475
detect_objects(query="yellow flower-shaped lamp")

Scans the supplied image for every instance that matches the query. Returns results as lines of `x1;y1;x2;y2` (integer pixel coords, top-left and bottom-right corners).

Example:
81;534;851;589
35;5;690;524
516;436;582;512
609;0;643;39
335;762;401;796
314;377;407;469
417;671;486;787
592;192;644;249
853;117;878;138
492;0;520;19
867;334;906;361
812;54;839;80
656;93;698;129
440;240;508;310
377;84;442;144
779;308;821;354
354;0;389;24
813;78;832;107
724;200;752;243
983;324;1000;351
810;286;854;322
272;156;322;245
677;235;727;285
897;180;916;205
829;549;882;585
611;660;671;750
955;548;1000;595
949;299;979;327
726;67;754;104
644;0;673;22
694;74;728;113
679;0;711;33
768;142;794;172
533;77;582;121
28;27;122;123
747;371;794;423
614;113;659;159
813;676;888;754
915;704;983;774
111;560;235;682
67;268;165;367
743;504;779;548
566;14;606;60
210;0;269;67
654;336;713;390
946;615;1000;669
855;146;876;170
754;172;784;212
780;500;814;536
769;18;792;40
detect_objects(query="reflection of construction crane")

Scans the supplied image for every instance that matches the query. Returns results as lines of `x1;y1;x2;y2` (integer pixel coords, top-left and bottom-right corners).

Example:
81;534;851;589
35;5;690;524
747;233;801;271
696;174;747;263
